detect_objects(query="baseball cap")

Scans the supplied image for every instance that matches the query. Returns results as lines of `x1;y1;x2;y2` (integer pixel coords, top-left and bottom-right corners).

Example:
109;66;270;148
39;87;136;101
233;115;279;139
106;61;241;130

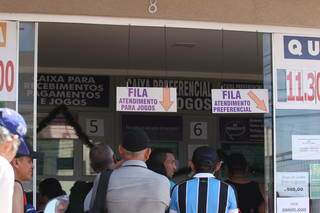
122;129;150;152
0;108;27;144
192;146;219;166
16;137;38;158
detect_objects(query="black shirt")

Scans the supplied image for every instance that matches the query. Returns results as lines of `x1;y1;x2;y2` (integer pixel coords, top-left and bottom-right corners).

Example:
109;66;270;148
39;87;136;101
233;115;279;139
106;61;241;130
225;180;264;213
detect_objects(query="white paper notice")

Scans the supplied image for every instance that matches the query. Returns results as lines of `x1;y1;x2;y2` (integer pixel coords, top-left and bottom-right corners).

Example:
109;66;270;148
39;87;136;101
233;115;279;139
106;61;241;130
276;172;309;197
277;197;309;213
292;135;320;160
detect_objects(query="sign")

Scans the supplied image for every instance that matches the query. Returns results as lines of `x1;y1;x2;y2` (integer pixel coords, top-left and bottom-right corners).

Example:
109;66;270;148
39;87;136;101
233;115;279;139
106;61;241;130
0;21;18;102
211;89;269;113
190;122;207;140
126;78;212;111
276;172;309;197
122;115;182;141
86;118;104;137
273;34;320;109
292;135;320;160
36;74;109;107
220;117;264;142
116;87;177;112
277;197;309;213
310;164;320;199
284;36;320;60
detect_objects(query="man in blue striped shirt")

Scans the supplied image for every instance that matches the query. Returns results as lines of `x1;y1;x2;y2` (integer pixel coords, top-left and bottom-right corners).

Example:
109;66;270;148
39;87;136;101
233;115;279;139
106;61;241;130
169;146;238;213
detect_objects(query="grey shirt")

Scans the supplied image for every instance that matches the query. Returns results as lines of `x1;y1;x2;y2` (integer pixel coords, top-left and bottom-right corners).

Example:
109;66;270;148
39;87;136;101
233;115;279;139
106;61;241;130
89;160;170;213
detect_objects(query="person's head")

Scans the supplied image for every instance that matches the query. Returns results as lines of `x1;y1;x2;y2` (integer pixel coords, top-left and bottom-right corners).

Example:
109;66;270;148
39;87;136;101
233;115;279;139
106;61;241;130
0;108;27;162
89;144;115;173
119;129;151;162
11;139;37;182
39;178;65;204
191;146;222;174
147;149;177;178
227;153;248;176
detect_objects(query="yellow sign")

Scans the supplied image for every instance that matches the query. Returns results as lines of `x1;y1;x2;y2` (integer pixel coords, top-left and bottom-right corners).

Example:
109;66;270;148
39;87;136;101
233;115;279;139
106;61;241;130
0;22;7;47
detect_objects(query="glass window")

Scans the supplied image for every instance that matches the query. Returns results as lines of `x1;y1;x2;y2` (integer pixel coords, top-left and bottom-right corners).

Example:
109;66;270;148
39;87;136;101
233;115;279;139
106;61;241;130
37;139;75;176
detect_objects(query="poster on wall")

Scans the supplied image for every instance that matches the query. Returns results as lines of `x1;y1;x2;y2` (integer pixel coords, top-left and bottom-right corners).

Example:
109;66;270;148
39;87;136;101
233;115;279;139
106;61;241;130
34;74;109;107
273;34;320;109
0;21;18;102
211;89;269;113
116;87;177;112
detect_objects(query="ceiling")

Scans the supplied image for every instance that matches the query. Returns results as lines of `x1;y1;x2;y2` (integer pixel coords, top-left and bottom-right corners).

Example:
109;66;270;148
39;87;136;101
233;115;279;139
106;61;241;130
38;23;263;76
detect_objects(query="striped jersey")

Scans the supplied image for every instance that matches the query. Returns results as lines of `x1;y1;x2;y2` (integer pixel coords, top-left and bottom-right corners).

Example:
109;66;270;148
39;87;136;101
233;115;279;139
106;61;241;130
169;173;238;213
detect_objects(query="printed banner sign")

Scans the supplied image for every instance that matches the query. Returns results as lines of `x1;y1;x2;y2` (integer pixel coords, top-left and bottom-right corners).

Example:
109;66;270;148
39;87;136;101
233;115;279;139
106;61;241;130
273;34;320;109
0;21;18;102
35;74;109;107
276;172;309;197
117;87;177;112
211;89;269;113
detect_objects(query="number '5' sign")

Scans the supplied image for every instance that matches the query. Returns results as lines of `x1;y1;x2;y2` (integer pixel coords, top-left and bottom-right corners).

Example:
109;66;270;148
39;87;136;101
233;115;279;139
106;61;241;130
86;119;104;137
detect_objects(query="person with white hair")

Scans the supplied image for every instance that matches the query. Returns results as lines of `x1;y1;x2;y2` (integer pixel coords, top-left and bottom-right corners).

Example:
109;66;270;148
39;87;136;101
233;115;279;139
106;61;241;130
0;108;26;213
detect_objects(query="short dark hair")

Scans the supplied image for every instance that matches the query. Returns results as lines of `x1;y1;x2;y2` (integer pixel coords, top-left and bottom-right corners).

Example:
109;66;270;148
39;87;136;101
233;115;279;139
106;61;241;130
227;153;248;173
146;149;174;176
39;178;65;200
89;144;114;172
193;163;216;173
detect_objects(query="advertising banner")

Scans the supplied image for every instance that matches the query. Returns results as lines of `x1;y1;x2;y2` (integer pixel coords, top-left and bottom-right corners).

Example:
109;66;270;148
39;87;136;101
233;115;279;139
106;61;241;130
211;89;269;113
116;87;177;112
273;34;320;109
0;21;18;102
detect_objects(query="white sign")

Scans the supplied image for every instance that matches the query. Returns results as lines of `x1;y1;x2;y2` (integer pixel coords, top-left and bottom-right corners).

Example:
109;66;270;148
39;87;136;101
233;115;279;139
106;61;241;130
211;89;269;113
0;21;18;102
292;135;320;160
277;172;309;197
273;34;320;109
277;197;309;213
190;122;207;140
116;87;177;112
86;119;104;137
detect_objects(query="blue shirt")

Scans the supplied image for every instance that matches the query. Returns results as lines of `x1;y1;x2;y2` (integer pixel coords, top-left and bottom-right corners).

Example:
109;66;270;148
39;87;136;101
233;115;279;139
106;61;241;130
169;173;238;213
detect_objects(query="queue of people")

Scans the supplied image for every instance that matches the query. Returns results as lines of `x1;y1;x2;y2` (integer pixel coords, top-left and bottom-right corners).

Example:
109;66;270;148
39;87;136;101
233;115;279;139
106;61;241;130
0;107;265;213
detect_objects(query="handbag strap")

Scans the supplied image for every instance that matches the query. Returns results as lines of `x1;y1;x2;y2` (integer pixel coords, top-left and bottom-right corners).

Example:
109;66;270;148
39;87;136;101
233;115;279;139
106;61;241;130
90;169;113;213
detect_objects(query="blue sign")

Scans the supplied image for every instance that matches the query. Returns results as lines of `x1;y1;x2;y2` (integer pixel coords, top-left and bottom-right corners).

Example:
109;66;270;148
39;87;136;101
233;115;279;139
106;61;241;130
284;36;320;60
